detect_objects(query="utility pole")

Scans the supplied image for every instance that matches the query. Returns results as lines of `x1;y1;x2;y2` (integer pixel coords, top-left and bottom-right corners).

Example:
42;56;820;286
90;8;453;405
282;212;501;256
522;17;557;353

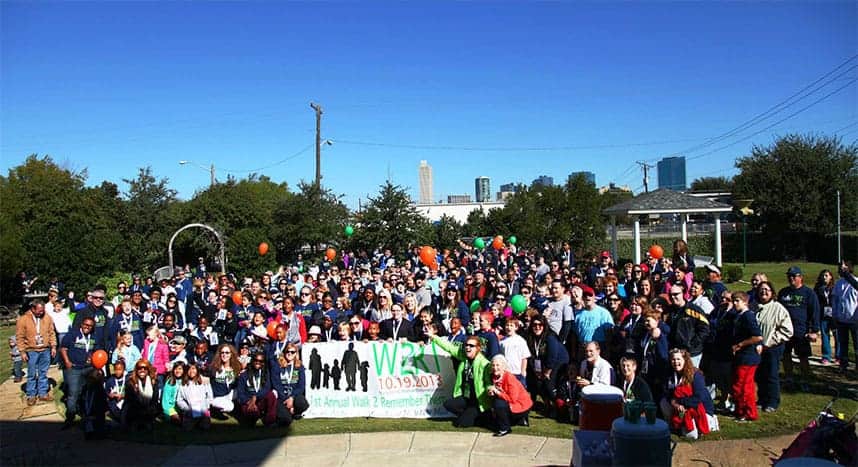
310;102;323;188
837;190;842;263
636;161;655;193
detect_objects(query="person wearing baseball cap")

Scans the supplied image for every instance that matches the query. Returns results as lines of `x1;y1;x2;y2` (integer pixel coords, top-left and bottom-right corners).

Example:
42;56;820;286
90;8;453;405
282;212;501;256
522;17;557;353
778;265;820;391
573;284;614;357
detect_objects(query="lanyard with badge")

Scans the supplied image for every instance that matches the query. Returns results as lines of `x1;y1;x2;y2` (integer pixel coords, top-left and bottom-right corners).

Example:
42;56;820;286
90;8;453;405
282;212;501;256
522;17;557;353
34;315;44;347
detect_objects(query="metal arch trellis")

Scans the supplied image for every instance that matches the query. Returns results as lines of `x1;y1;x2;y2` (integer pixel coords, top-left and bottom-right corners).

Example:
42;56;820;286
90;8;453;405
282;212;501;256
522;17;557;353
168;223;227;275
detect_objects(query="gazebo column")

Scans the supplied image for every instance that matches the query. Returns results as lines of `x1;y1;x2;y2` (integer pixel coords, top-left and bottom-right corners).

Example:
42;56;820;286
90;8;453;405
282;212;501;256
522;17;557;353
714;216;722;267
681;214;688;242
611;216;618;261
633;218;641;264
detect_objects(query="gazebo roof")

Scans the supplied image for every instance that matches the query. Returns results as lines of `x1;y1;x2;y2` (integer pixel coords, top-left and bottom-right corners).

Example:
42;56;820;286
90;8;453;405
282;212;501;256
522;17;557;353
603;188;733;215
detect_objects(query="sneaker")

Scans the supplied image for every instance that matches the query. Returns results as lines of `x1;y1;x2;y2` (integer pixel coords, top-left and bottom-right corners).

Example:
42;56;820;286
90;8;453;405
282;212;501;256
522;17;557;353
734;417;751;423
493;429;511;437
518;415;529;427
39;394;54;402
764;407;777;413
821;358;831;366
13;377;22;383
26;397;37;406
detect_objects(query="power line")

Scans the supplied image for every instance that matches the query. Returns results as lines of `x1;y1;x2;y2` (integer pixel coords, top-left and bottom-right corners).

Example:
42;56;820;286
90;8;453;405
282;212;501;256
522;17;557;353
650;55;858;161
222;143;315;173
685;76;858;162
328;137;705;152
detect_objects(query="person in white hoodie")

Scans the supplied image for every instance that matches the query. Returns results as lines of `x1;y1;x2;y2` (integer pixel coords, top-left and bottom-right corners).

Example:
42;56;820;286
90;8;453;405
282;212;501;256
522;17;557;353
176;363;213;431
833;261;858;374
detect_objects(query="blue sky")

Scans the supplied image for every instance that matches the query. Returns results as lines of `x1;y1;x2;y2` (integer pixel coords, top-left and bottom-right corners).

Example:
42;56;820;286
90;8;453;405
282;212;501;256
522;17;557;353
2;1;856;209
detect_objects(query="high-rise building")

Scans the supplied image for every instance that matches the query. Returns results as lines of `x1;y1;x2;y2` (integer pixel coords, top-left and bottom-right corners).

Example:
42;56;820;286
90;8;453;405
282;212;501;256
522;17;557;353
475;176;491;202
499;183;520;193
418;160;433;204
569;171;596;186
532;175;554;187
447;194;471;204
657;156;686;191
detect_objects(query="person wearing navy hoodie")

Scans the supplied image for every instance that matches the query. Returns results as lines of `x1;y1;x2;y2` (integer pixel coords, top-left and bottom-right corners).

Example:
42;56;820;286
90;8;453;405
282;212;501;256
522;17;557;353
236;352;279;427
271;343;309;426
60;316;98;429
729;292;762;422
71;286;110;352
777;266;820;390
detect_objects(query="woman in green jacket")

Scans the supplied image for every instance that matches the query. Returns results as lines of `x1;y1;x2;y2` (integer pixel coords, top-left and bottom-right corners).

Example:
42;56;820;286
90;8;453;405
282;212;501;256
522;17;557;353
161;363;185;424
431;331;492;427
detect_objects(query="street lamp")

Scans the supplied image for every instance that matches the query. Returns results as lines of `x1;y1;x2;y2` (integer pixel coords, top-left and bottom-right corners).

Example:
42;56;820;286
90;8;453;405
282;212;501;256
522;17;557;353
179;160;216;188
734;199;754;267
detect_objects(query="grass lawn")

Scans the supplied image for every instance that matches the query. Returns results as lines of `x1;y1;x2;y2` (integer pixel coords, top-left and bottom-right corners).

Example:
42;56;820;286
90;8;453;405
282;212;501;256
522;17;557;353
1;324;16;382
725;261;833;292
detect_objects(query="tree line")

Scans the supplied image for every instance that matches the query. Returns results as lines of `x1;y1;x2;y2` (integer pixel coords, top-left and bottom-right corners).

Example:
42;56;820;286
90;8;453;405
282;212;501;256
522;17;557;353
1;134;855;296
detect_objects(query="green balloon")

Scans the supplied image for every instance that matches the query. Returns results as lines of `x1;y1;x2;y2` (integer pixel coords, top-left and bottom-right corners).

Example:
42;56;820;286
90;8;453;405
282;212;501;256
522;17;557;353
510;294;527;314
344;225;354;237
470;300;481;313
473;237;485;249
509;235;517;245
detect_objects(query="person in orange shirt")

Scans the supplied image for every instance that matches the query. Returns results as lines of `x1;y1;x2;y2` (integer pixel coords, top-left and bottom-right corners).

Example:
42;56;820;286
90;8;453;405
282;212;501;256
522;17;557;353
487;354;533;437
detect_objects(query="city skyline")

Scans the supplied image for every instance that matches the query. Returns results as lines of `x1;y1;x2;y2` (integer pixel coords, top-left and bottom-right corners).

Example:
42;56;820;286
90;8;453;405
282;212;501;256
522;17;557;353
2;3;854;210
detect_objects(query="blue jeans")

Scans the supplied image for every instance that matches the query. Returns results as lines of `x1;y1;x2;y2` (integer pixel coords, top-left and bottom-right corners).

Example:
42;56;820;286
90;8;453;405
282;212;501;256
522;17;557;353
819;320;839;361
26;350;51;397
13;359;23;379
63;366;88;421
756;344;784;409
836;321;858;370
53;333;66;365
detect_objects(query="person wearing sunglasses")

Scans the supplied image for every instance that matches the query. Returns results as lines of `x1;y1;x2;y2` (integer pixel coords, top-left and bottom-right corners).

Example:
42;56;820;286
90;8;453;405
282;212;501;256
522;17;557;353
71;285;110;352
427;327;492;429
236;352;280;427
666;283;710;369
526;315;569;420
272;343;309;425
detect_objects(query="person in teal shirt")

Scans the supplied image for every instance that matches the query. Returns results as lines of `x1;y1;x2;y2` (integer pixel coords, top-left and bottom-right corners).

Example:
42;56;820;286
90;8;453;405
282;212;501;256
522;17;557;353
161;363;185;423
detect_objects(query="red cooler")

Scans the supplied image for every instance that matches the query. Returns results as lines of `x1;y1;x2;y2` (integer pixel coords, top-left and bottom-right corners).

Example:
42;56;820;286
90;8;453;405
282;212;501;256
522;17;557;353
579;384;624;431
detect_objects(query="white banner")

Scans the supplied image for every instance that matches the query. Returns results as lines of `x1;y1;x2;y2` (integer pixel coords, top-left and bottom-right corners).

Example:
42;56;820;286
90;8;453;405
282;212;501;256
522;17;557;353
301;340;456;418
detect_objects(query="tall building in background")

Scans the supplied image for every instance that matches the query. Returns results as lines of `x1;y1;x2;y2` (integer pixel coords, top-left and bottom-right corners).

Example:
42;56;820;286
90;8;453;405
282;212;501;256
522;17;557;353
657;156;687;191
475;176;491;202
569;171;596;186
447;194;472;204
418;160;433;204
532;175;554;187
499;183;520;193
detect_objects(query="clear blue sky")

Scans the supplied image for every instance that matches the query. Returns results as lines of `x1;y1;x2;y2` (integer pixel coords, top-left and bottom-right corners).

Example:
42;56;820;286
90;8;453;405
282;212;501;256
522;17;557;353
2;2;856;209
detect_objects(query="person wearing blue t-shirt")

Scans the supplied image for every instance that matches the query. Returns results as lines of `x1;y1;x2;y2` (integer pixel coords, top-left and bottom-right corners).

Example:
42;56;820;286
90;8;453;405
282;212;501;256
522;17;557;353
729;292;762;422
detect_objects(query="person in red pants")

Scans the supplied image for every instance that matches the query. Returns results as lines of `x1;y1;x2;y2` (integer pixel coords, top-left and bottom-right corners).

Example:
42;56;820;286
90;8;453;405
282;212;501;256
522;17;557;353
730;292;762;422
236;352;280;426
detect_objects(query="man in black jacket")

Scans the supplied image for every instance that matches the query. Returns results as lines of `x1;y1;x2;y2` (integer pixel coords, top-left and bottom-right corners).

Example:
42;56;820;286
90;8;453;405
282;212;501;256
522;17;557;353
666;283;710;368
380;304;414;341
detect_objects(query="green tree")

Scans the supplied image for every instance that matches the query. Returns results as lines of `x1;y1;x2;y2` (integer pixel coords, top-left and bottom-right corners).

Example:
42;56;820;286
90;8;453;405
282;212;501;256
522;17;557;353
177;175;290;277
690;176;734;192
431;214;464;252
733;134;858;257
355;181;432;256
272;182;350;261
0;155;123;293
121;167;179;274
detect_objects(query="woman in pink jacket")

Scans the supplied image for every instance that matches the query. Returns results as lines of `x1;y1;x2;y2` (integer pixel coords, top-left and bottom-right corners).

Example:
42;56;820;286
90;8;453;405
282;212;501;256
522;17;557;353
142;325;170;388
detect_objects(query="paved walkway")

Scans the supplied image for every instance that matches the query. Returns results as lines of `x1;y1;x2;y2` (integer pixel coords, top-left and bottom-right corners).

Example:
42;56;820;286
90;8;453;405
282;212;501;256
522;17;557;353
0;368;794;466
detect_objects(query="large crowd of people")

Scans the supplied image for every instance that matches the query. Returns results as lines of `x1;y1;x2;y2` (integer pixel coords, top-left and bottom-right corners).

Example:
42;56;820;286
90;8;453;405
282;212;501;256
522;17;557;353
11;240;858;441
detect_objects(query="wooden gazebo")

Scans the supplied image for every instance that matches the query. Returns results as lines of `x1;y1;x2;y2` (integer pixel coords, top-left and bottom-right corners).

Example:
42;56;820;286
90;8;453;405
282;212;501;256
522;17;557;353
603;189;733;266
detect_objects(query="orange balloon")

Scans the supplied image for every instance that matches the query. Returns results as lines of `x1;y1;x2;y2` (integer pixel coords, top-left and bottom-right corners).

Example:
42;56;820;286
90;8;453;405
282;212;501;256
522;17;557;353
492;235;504;250
325;247;337;261
419;246;438;270
232;290;244;305
258;242;269;256
266;321;279;340
92;349;108;369
649;244;664;259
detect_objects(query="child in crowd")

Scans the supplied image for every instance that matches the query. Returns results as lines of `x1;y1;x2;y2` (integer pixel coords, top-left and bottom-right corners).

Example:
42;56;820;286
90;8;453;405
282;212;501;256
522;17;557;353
10;336;23;383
